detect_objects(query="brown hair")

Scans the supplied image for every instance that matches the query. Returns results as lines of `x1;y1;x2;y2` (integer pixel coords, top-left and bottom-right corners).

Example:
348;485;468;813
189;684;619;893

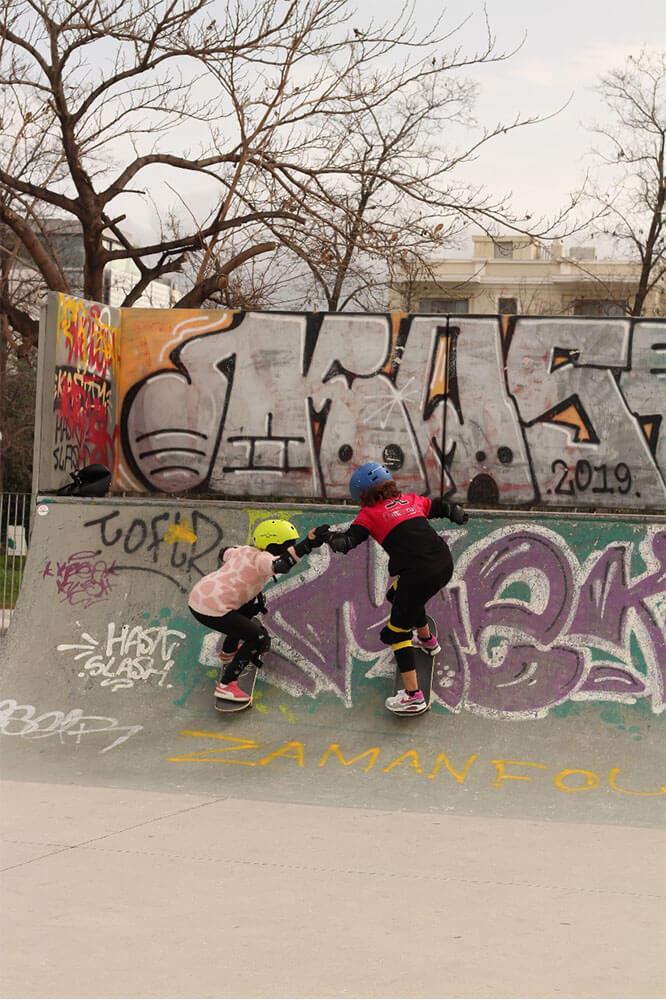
359;480;400;506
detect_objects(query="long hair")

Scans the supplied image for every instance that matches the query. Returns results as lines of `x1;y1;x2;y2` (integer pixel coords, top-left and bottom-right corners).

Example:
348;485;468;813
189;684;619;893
359;480;400;507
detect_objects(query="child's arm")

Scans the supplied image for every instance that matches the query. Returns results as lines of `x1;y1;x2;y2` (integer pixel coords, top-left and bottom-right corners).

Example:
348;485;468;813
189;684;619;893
428;497;468;525
327;523;369;554
271;525;331;574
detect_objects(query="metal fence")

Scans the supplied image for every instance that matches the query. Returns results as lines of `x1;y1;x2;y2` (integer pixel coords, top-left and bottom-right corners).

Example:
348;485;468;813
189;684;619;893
1;493;31;632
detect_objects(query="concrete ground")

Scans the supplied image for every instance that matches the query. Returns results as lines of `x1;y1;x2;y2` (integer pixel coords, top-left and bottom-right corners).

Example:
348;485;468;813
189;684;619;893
1;778;664;1000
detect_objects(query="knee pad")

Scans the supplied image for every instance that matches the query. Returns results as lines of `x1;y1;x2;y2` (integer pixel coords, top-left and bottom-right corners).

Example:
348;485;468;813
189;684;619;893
379;621;412;650
254;627;271;655
247;627;271;669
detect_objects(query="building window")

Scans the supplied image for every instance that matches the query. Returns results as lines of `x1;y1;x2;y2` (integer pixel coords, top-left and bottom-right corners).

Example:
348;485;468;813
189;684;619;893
498;297;518;314
419;297;469;314
573;299;625;317
494;241;513;259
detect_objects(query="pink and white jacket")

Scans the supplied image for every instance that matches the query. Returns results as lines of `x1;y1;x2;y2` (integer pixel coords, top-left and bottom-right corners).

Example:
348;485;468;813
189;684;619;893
188;544;301;617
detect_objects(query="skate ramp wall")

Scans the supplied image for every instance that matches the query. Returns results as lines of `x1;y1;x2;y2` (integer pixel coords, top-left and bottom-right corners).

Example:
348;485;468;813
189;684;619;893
1;497;664;826
35;293;666;511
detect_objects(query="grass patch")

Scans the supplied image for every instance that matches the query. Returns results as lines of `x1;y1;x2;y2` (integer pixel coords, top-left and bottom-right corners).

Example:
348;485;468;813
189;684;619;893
0;555;26;608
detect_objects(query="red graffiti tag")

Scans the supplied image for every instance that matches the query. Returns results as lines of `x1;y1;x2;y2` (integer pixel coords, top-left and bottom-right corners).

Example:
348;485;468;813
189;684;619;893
43;550;119;609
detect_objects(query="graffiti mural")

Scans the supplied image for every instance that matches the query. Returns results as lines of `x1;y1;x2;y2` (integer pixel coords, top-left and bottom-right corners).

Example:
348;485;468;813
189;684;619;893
52;295;119;475
9;499;665;727
214;518;663;719
34;501;665;717
112;310;666;510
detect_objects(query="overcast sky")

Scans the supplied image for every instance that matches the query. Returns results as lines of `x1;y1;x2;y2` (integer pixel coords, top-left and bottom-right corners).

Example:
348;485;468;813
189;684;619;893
119;1;664;258
376;0;665;237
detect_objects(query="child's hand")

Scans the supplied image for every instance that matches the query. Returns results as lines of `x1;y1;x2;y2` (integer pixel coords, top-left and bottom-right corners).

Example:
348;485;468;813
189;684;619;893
328;533;352;553
308;524;331;548
449;504;468;525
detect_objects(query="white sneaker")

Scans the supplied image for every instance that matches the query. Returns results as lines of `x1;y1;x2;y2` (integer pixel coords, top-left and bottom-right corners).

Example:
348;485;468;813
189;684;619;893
385;689;427;714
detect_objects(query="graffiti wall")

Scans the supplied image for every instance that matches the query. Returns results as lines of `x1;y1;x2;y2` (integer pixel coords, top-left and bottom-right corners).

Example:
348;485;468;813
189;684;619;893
116;310;666;509
37;297;666;510
36;292;120;492
16;500;663;720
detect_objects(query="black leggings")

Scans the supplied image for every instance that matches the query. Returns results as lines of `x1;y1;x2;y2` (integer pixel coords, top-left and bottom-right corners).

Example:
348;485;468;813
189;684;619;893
386;560;453;675
389;564;452;631
189;605;267;682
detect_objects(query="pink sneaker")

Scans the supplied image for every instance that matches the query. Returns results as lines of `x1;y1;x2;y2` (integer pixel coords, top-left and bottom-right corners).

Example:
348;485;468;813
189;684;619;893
413;633;440;655
215;679;250;702
385;689;427;714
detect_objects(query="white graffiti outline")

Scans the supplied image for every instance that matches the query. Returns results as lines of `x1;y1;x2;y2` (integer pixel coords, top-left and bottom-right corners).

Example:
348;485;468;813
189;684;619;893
0;699;142;753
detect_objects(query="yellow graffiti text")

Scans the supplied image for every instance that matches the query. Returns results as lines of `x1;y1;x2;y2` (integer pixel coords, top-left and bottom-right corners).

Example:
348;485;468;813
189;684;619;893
168;733;666;799
491;759;549;788
383;750;423;775
428;752;479;782
167;731;259;764
258;740;305;768
318;743;381;772
553;768;602;793
607;767;666;797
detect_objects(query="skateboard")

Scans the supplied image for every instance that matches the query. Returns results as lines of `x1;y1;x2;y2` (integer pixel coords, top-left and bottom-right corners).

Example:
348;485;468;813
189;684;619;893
214;661;259;713
391;613;437;713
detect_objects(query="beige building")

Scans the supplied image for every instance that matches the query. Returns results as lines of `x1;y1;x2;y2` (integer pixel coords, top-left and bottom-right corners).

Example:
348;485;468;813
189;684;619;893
390;235;665;316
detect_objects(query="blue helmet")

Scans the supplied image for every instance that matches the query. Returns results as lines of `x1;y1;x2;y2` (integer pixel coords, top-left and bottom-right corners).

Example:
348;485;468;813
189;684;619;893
349;462;394;504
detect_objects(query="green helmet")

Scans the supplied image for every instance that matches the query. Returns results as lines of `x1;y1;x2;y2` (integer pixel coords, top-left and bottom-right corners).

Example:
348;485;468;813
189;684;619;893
253;519;299;551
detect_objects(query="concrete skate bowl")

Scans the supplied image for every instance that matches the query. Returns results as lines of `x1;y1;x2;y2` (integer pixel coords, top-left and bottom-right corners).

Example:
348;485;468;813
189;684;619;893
1;496;664;827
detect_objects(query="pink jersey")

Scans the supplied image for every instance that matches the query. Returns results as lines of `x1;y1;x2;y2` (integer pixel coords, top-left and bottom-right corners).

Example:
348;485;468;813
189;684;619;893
188;544;300;616
353;492;432;544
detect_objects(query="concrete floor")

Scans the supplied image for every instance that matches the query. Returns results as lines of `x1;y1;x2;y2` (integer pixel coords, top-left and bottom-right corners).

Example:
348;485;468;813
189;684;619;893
1;779;664;999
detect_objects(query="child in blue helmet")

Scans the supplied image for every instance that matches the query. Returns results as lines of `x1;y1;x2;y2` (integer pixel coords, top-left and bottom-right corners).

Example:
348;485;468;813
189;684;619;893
327;462;468;715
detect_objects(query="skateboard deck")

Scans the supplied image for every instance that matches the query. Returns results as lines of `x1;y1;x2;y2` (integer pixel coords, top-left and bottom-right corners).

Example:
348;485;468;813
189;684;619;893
392;613;436;712
214;662;258;713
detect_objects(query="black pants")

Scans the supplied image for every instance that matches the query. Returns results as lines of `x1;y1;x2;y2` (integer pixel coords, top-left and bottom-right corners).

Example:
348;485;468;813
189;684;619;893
189;603;265;683
386;558;453;675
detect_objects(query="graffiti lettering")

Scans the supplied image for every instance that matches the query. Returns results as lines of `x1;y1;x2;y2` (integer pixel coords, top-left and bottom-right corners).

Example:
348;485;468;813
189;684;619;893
52;368;116;471
113;311;665;509
52;440;81;474
169;731;666;799
57;622;186;692
0;699;141;753
43;550;118;608
83;508;224;589
54;367;112;408
551;459;634;497
57;295;119;380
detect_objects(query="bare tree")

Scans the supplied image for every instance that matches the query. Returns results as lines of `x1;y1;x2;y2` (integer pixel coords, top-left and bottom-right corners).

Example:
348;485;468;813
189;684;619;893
223;14;581;311
584;49;666;316
1;0;586;337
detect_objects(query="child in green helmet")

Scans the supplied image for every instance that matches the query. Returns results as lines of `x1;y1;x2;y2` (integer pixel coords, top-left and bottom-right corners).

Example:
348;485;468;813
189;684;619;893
188;519;329;703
